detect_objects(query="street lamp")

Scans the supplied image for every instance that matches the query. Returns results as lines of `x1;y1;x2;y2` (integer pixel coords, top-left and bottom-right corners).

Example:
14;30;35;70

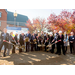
13;10;17;26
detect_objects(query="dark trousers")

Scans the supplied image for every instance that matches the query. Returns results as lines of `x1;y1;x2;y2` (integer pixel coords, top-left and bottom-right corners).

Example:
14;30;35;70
73;42;75;54
70;43;73;53
58;44;65;54
37;41;41;51
55;43;59;53
3;42;9;57
26;42;30;52
31;44;36;51
12;42;16;53
31;43;34;51
64;46;67;53
12;45;15;53
51;44;55;53
0;41;3;52
34;44;37;51
45;42;49;51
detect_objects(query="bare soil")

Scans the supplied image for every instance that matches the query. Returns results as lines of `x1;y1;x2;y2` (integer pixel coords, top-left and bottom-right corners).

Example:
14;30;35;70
0;49;75;65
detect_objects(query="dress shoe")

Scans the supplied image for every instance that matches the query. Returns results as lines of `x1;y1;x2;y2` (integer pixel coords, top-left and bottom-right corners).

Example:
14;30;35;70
58;53;61;55
63;53;66;55
55;52;58;54
3;54;6;57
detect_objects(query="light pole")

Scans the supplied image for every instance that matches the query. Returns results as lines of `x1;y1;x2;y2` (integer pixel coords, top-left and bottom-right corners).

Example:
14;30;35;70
14;10;17;26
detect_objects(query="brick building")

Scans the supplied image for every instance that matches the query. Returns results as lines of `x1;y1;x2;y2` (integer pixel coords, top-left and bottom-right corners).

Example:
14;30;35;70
0;9;7;31
0;9;29;32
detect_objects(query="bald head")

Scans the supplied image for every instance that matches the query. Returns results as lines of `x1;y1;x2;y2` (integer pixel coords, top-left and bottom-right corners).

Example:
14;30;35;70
3;28;7;33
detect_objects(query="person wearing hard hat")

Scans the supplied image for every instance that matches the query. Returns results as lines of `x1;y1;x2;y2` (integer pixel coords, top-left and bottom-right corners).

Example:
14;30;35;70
58;31;65;55
49;32;55;53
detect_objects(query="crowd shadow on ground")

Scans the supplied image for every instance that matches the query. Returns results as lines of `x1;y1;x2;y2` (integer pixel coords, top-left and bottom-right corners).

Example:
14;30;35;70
0;50;75;65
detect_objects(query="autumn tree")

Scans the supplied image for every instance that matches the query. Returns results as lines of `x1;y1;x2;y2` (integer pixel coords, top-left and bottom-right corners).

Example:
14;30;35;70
26;17;46;33
25;19;34;34
47;9;75;34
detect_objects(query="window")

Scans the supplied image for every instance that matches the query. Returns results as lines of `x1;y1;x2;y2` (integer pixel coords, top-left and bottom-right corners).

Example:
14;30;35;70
0;12;1;18
0;22;1;26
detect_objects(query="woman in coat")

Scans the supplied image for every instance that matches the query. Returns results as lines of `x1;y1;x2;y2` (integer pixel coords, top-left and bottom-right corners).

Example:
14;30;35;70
63;31;68;53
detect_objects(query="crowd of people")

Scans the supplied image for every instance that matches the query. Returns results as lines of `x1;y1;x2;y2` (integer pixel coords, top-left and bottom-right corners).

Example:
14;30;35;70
0;28;75;57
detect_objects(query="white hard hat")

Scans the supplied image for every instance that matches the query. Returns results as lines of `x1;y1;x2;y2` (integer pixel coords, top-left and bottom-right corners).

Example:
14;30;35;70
50;32;53;35
59;31;62;33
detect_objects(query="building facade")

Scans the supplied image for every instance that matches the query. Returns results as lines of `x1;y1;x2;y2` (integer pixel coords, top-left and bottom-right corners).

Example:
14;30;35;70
0;9;7;31
0;9;29;32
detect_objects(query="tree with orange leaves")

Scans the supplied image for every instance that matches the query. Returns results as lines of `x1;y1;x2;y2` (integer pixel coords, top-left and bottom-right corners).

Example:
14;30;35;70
26;17;46;33
47;10;75;34
25;19;34;34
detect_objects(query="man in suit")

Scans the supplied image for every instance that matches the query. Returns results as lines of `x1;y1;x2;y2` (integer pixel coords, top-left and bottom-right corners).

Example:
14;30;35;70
53;30;59;54
73;35;75;55
49;32;55;53
34;30;38;51
9;32;16;54
37;33;42;51
26;31;31;52
19;32;25;53
34;30;38;39
0;28;9;57
30;33;35;51
69;32;75;54
14;33;18;44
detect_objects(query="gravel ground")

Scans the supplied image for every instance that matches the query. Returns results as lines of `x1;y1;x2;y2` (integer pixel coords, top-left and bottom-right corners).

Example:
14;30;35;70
0;49;75;65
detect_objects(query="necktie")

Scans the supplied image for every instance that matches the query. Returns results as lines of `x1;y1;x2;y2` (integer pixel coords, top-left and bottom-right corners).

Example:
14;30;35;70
4;33;6;40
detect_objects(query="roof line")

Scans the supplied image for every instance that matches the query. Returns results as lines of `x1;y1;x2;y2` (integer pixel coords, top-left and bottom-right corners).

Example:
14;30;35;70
5;9;7;13
7;10;28;17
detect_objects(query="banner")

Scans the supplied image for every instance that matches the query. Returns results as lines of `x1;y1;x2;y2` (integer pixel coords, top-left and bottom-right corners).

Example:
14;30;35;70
21;28;29;34
7;27;29;38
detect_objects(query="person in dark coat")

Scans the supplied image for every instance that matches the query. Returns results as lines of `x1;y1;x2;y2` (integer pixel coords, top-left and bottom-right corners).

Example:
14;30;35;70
69;32;75;54
37;33;42;51
49;32;55;53
53;30;59;54
34;30;38;39
34;30;38;51
73;35;75;55
9;32;16;54
44;33;49;52
58;31;65;55
14;33;18;44
0;28;9;57
30;33;36;51
26;31;31;52
19;32;25;53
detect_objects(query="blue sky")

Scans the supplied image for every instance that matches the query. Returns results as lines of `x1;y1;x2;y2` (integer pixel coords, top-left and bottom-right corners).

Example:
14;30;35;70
7;9;73;22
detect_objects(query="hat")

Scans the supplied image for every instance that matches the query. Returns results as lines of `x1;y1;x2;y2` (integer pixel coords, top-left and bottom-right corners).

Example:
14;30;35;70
59;31;62;33
50;32;53;35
